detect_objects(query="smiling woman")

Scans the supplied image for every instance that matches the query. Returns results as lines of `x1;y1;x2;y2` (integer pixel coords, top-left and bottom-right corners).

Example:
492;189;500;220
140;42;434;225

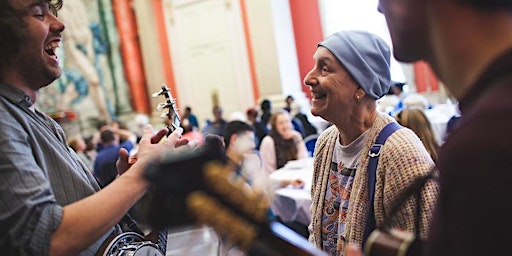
304;30;438;255
259;110;309;173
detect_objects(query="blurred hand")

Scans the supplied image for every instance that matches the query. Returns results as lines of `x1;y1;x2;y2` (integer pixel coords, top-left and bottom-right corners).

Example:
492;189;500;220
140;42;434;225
117;125;189;175
281;129;296;140
290;178;305;189
280;178;305;189
345;243;362;256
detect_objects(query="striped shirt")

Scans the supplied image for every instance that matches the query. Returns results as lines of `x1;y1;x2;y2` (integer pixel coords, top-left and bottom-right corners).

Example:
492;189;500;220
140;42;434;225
0;83;112;255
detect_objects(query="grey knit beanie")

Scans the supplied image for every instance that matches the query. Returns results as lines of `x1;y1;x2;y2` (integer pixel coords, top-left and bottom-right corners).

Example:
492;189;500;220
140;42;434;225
318;30;391;99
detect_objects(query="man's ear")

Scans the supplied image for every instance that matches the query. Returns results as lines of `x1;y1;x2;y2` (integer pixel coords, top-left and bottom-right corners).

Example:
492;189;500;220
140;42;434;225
230;133;238;144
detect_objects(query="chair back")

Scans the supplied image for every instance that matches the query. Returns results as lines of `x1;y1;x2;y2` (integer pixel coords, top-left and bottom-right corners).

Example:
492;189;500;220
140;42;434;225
303;134;319;157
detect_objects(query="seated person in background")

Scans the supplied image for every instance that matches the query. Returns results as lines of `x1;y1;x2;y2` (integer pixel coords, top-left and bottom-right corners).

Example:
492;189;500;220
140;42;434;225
223;121;306;241
377;81;402;114
202;105;228;137
260;99;272;129
395;108;440;162
179;118;205;146
84;135;98;165
291;102;318;138
259;110;309;173
181;106;199;130
93;128;136;187
283;95;295;113
303;30;439;255
94;120;135;152
389;80;407;111
223;120;259;185
283;95;294;113
246;107;268;149
67;135;94;171
282;95;307;137
223;120;304;190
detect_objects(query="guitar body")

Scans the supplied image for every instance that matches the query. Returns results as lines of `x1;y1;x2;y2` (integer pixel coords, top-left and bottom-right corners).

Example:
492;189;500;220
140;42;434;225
144;135;227;228
364;228;421;256
144;136;327;256
98;232;163;256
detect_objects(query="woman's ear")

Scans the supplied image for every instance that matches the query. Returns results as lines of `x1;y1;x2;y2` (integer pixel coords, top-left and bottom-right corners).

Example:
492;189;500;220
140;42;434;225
355;88;366;101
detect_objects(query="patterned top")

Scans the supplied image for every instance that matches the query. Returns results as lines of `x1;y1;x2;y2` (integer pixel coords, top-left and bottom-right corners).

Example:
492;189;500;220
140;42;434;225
321;131;367;255
309;112;440;254
0;83;112;255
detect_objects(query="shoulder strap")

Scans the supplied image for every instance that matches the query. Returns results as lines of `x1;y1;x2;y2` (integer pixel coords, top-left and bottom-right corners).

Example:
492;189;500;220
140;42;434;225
362;122;402;245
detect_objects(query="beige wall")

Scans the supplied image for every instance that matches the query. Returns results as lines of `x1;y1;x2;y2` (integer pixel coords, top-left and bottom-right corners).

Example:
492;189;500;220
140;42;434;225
244;0;282;98
132;0;168;122
134;0;307;125
161;0;254;124
136;0;449;126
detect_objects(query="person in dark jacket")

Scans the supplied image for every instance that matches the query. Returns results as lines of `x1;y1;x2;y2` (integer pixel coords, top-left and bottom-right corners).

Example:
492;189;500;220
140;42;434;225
346;0;512;255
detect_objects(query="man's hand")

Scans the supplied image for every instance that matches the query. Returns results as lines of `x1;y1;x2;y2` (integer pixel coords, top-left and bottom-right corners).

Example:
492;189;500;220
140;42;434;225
117;125;189;175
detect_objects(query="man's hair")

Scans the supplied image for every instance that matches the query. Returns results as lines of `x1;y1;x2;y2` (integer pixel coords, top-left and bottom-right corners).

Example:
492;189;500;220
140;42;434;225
260;99;271;111
0;0;63;58
459;0;512;10
100;129;116;144
223;121;254;150
246;108;258;118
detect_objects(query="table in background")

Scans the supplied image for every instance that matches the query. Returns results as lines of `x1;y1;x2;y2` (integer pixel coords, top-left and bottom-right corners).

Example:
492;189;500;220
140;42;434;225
270;157;314;227
425;103;458;144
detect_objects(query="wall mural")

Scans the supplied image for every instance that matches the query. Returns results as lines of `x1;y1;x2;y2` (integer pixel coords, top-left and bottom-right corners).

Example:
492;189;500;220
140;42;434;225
37;0;133;136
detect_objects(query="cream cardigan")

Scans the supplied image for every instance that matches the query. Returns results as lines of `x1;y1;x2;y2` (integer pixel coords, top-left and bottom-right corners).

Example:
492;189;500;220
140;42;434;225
308;112;439;253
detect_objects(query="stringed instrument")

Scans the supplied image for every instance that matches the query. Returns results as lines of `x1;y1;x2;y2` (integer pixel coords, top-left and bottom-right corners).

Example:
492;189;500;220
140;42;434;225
143;136;327;256
97;84;180;256
152;84;181;135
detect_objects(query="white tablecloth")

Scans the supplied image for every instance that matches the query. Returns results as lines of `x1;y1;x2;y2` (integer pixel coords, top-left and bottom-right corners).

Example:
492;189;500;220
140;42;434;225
425;103;458;144
270;158;314;226
166;226;220;256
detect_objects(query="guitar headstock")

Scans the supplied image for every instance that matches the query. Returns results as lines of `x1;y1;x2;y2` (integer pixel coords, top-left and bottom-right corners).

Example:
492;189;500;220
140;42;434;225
143;136;327;256
152;84;180;135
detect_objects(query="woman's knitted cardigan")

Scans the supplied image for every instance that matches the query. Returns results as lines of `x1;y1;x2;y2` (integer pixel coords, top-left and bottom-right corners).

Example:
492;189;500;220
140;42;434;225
308;112;439;251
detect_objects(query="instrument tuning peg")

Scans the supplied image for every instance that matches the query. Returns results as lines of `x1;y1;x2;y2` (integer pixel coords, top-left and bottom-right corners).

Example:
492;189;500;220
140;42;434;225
152;90;163;98
153;85;169;97
156;102;170;111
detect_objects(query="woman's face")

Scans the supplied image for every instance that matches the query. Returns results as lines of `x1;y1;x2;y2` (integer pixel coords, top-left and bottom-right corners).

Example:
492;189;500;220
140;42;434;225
303;47;360;124
76;137;87;151
275;113;294;138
